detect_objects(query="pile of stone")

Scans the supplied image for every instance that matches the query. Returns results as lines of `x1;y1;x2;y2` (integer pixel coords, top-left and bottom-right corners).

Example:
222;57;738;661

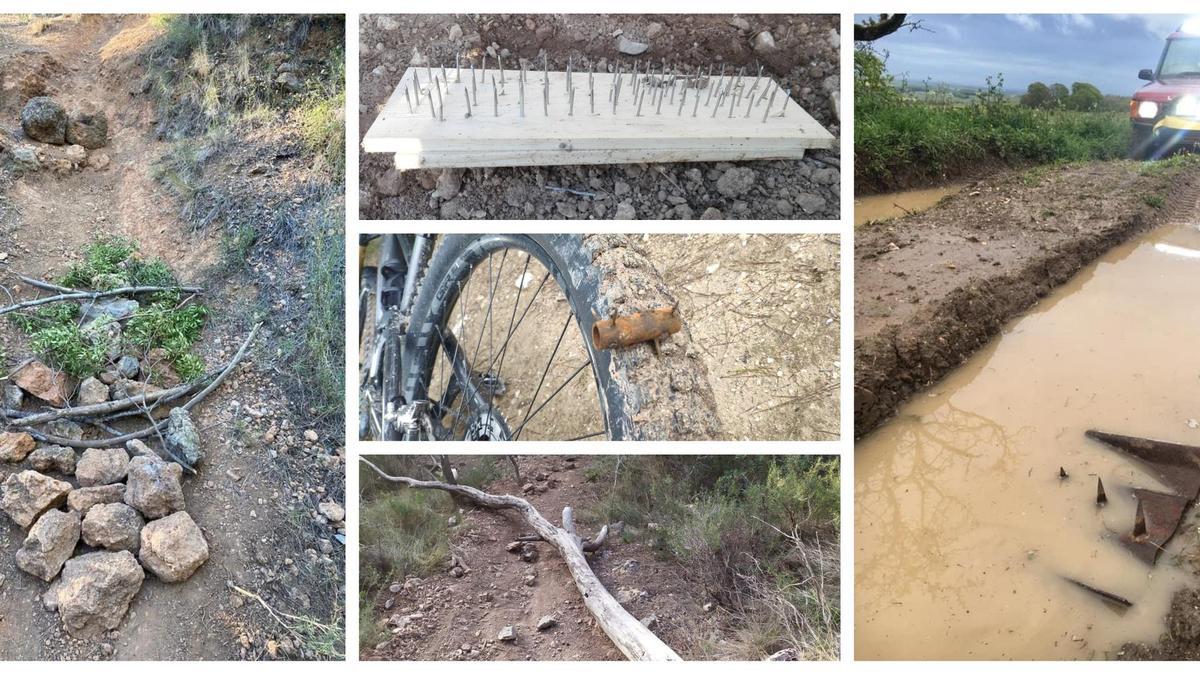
5;95;109;173
0;411;208;638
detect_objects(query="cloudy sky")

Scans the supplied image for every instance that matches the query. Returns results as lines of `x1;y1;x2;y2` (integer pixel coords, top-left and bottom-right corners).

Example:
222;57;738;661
855;14;1189;94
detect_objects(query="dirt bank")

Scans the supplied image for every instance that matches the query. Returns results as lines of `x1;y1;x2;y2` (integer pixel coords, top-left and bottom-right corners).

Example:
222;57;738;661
854;160;1200;438
359;13;840;220
0;15;344;660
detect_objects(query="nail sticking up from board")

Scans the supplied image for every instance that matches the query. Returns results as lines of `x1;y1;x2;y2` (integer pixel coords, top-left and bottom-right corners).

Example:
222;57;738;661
363;53;835;170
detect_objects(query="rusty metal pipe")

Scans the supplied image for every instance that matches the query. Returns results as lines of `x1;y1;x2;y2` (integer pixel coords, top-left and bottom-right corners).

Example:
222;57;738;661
592;307;682;350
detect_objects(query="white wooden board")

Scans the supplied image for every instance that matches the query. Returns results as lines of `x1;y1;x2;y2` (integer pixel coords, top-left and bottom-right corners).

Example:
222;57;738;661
363;66;835;169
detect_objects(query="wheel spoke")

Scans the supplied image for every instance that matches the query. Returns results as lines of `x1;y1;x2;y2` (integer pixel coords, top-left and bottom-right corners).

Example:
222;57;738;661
513;359;591;439
515;310;574;438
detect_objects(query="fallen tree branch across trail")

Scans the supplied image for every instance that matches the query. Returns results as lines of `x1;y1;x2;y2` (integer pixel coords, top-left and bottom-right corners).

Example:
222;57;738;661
0;283;206;316
18;323;261;463
359;458;682;661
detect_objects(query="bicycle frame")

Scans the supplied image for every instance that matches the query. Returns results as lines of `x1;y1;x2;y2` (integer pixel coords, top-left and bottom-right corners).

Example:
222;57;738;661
360;234;510;441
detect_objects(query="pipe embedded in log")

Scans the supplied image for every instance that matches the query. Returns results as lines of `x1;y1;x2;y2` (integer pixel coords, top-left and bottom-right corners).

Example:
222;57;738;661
591;307;682;350
359;459;682;661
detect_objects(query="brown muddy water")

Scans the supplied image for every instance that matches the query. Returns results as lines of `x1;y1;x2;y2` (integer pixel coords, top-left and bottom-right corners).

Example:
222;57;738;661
853;184;965;226
856;220;1200;659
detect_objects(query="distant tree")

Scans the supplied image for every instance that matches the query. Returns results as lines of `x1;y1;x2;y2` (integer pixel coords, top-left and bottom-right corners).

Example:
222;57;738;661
1021;81;1054;108
1050;83;1070;105
1067;82;1103;111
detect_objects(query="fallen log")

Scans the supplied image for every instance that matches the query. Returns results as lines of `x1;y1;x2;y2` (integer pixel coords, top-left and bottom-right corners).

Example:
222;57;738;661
0;283;205;316
22;323;261;459
360;458;682;661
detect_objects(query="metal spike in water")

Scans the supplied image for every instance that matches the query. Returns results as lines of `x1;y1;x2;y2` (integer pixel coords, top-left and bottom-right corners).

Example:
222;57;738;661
635;89;645;117
761;87;777;123
463;88;472;119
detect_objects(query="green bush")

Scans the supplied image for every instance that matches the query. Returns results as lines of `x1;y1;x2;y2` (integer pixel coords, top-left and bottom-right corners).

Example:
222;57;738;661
855;49;1131;192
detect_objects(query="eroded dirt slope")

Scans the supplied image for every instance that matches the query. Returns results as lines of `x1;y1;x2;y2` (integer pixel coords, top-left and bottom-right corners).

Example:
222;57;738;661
854;160;1200;438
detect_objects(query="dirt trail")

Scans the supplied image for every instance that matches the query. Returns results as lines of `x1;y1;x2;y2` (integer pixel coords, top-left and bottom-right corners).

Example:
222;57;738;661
0;16;343;660
854;160;1200;437
365;456;726;661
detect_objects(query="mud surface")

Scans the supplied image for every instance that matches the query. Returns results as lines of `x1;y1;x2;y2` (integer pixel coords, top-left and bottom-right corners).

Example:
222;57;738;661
0;15;344;660
359;13;840;220
854;161;1199;438
856;212;1200;659
364;456;734;660
853;183;964;227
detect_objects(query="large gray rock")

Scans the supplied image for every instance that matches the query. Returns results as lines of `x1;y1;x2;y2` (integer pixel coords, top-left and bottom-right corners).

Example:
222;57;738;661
66;111;107;149
82;502;143;553
124;455;185;519
139;511;209;582
165;408;201;466
1;470;72;528
29;445;75;474
20;96;67;144
81;298;138;325
76;447;129;486
67;484;126;514
115;355;140;380
0;431;36;462
56;551;144;638
15;509;80;581
76;376;109;406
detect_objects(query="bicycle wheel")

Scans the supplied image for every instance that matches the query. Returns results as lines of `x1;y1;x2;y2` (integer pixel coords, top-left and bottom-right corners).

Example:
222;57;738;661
400;234;722;441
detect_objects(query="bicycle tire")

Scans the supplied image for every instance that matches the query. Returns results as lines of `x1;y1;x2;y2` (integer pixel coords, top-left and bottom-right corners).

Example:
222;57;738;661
402;233;722;440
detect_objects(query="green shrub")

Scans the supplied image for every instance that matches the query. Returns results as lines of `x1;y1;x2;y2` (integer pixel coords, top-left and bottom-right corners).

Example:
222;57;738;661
855;49;1131;192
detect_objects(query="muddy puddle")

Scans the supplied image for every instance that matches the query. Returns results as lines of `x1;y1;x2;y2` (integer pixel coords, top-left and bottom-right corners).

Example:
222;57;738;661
856;219;1200;659
854;184;964;226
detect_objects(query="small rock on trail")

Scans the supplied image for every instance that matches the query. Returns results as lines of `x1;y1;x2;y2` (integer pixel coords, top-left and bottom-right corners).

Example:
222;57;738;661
0;431;36;463
15;508;80;581
1;470;72;528
55;550;144;638
81;502;144;553
138;511;210;583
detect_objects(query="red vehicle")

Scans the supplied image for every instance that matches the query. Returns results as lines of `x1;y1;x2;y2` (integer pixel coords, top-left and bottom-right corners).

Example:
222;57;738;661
1130;21;1200;159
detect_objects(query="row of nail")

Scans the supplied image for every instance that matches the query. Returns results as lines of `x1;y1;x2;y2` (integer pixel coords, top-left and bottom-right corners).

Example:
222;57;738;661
398;54;792;123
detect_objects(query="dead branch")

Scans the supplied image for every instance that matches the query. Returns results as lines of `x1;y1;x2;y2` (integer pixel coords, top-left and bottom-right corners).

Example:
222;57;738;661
360;458;681;661
11;378;207;427
0;283;205;316
21;323;261;459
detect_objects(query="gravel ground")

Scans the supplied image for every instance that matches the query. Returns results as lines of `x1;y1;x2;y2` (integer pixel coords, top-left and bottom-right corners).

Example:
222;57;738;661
359;14;841;220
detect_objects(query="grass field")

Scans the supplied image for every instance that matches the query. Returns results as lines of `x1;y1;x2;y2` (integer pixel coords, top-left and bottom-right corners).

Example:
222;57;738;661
855;51;1131;194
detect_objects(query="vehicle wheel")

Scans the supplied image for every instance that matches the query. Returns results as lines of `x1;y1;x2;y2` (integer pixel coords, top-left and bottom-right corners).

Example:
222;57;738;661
1130;126;1158;160
400;234;721;441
